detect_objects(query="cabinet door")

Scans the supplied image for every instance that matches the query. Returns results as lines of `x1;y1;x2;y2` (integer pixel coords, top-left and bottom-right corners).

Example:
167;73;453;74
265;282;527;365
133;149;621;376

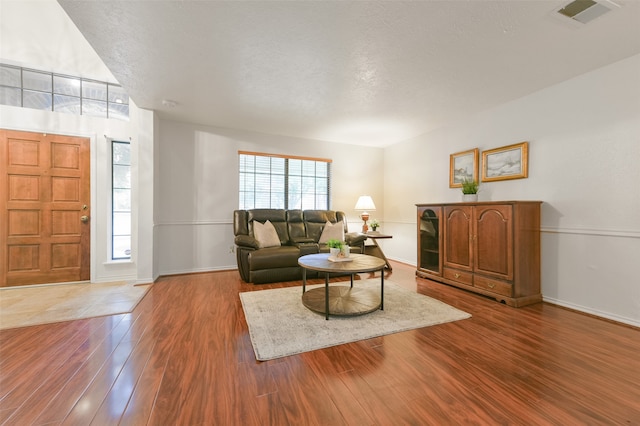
474;204;513;280
443;205;473;271
417;207;441;275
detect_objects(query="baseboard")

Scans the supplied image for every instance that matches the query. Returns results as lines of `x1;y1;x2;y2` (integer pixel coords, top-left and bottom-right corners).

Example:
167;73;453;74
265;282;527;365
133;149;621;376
543;296;639;329
386;256;415;268
158;266;238;278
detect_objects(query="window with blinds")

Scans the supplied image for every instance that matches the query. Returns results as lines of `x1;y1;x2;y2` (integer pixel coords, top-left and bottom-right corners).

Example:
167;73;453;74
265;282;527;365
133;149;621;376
239;152;331;210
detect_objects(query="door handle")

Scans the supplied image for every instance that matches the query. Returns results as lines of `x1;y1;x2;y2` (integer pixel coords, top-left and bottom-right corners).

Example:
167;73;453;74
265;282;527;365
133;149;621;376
80;215;89;223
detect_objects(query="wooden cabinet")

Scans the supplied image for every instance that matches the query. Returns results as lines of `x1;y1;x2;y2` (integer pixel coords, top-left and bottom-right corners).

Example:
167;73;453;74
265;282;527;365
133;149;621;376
416;201;541;307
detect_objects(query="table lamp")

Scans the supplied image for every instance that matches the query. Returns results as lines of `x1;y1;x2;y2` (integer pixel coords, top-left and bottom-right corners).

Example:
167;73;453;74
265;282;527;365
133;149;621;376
355;195;376;233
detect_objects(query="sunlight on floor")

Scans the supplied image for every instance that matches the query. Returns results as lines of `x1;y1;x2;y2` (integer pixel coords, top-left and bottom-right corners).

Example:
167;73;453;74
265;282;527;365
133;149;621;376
0;281;151;330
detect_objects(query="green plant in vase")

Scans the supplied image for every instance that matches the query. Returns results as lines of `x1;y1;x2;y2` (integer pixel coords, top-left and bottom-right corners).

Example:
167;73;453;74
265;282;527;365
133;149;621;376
461;179;479;194
370;219;379;232
461;179;479;202
326;239;346;257
326;239;344;249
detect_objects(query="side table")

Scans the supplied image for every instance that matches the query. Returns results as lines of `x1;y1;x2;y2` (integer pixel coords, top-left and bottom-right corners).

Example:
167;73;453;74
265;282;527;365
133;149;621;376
364;232;393;270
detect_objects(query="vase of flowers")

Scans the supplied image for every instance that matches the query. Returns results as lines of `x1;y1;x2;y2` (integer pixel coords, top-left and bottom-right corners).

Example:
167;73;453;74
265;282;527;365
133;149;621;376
370;219;379;232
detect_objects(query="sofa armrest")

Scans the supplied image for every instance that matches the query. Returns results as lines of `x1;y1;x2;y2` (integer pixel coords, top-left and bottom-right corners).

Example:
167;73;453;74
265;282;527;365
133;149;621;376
345;232;367;246
235;235;260;249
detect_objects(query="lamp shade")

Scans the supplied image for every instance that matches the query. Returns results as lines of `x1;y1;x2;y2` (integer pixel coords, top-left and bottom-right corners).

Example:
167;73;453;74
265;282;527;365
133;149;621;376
354;195;376;211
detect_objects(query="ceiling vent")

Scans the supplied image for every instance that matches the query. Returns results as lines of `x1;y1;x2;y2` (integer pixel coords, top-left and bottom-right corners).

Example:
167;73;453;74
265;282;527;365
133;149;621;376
557;0;620;24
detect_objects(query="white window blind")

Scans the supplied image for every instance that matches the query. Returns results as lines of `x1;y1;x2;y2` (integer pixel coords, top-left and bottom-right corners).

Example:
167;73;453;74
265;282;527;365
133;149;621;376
239;152;331;210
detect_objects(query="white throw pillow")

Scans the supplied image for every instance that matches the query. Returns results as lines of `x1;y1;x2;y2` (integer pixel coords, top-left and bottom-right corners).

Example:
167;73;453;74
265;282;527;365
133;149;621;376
318;220;345;243
253;220;281;248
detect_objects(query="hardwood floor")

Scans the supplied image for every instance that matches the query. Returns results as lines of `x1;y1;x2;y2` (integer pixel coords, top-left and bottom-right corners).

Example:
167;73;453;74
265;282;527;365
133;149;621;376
1;261;639;425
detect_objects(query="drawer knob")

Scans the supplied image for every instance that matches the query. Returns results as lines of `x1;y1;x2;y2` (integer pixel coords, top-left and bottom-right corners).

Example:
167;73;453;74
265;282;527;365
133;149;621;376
454;273;460;278
487;283;495;289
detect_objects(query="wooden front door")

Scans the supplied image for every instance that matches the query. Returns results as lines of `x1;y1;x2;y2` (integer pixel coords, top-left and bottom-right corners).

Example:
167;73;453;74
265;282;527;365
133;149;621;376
0;130;90;287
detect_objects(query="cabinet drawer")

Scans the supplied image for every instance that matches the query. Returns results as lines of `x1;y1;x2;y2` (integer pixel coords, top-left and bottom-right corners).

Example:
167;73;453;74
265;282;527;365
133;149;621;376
474;275;512;297
443;268;473;286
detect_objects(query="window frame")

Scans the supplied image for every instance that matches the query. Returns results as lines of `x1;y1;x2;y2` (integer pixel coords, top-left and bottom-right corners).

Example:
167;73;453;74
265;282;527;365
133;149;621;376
0;63;129;120
111;139;132;261
239;151;332;210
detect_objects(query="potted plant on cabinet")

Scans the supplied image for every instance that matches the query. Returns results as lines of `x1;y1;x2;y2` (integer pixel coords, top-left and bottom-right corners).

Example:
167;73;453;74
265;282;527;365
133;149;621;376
461;179;479;202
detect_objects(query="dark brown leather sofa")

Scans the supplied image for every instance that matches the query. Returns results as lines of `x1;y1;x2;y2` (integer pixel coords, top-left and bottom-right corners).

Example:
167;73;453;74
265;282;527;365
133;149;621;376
233;209;367;284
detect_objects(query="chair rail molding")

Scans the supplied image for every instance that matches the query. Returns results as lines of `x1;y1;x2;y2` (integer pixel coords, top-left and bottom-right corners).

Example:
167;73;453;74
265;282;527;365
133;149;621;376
155;220;233;226
540;226;640;239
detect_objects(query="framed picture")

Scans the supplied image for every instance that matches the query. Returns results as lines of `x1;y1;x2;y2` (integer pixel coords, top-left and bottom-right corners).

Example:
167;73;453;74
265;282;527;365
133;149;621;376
449;148;479;188
482;142;529;182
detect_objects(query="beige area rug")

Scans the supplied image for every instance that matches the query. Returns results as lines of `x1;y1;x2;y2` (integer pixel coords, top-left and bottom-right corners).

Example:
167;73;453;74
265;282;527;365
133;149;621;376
0;281;151;330
240;279;471;361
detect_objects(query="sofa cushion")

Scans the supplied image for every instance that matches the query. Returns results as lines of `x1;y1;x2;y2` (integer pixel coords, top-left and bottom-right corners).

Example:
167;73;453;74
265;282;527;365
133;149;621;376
248;209;289;244
253;220;281;248
286;210;307;242
249;246;301;270
304;210;338;241
318;220;345;243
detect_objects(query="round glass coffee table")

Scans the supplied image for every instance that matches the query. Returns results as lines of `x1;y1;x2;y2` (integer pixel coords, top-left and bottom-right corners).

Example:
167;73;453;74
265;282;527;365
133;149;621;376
298;253;386;320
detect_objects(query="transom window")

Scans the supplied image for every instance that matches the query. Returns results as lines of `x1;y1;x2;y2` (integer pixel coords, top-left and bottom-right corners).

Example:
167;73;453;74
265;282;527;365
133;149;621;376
0;63;129;120
239;151;331;210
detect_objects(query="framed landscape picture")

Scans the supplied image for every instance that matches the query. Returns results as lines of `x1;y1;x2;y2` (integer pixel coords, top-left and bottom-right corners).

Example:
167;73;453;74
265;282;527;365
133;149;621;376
449;148;479;188
482;141;529;182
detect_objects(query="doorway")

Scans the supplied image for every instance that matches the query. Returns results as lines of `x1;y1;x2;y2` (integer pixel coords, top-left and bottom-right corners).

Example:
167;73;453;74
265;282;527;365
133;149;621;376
0;129;90;287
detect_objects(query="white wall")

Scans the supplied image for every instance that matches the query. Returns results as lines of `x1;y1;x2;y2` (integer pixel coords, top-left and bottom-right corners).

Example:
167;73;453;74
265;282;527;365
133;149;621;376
0;103;156;285
154;120;384;276
383;54;640;326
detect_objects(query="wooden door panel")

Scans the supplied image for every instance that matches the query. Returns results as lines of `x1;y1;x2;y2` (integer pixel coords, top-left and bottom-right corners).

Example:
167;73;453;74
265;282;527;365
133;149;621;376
9;174;40;200
52;243;81;269
51;142;80;169
51;210;82;235
1;129;90;287
443;205;473;271
7;245;39;271
8;210;40;236
8;138;40;166
52;177;81;201
474;205;513;280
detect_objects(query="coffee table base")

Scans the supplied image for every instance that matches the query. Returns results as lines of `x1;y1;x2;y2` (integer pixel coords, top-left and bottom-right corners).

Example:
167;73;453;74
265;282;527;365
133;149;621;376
302;286;381;316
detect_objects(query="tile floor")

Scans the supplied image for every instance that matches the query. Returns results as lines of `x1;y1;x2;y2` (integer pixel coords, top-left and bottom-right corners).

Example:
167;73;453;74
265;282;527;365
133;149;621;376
0;281;151;330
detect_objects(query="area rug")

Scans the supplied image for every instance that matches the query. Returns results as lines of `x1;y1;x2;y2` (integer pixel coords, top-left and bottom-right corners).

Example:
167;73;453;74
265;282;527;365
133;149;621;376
240;279;471;361
0;281;151;330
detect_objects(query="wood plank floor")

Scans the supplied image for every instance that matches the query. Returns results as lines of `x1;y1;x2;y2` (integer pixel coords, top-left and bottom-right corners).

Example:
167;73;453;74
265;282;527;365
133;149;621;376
1;261;639;425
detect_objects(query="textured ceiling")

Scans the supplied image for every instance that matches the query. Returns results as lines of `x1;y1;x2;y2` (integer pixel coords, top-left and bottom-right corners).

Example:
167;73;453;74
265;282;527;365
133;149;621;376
56;0;640;147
